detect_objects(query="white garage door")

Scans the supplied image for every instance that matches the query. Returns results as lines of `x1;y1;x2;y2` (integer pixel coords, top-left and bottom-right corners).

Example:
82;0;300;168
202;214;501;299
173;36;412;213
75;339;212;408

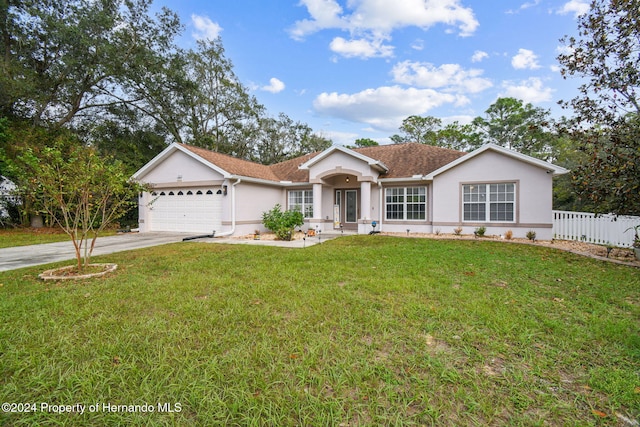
149;189;222;234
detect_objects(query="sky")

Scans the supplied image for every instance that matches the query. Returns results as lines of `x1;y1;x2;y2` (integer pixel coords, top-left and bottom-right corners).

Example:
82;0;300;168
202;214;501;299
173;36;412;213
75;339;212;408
151;0;591;146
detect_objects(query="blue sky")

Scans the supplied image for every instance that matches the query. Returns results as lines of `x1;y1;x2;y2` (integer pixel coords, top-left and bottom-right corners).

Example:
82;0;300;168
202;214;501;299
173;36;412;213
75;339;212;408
151;0;590;146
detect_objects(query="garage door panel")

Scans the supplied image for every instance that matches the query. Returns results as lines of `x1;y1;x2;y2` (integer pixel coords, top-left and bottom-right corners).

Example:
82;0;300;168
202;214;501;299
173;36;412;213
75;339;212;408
149;189;222;233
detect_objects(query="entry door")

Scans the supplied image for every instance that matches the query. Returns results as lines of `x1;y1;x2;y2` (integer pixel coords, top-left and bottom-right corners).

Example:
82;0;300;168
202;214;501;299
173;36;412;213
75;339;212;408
345;190;358;223
334;190;341;228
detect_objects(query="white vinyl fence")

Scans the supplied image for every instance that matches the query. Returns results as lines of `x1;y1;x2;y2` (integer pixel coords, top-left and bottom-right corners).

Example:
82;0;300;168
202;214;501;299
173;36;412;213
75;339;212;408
553;210;640;248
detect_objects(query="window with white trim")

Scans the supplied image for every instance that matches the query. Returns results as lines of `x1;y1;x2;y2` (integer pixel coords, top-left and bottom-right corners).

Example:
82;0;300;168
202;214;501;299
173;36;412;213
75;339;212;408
385;187;426;220
463;183;515;222
288;190;313;218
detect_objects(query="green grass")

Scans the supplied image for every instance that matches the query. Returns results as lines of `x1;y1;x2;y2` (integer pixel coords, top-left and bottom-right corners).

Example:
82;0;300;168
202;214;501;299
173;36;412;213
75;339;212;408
0;228;117;248
0;228;71;248
1;236;638;426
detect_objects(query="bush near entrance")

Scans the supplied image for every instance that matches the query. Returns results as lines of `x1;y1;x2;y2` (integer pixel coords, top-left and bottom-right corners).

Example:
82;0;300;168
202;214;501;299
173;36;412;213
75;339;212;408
261;204;304;241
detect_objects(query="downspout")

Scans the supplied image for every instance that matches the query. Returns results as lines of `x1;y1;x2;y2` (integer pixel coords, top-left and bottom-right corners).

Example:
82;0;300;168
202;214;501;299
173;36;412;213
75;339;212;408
215;178;242;237
378;181;383;232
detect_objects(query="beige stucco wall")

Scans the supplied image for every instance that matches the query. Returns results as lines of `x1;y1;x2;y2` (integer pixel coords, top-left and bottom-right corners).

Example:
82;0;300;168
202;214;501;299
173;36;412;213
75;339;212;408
138;150;225;184
230;181;286;234
431;150;554;239
308;151;377;182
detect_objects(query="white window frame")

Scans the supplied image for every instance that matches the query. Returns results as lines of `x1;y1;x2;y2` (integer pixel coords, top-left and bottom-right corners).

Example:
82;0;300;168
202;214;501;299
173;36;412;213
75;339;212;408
288;190;313;218
462;182;516;223
385;187;426;221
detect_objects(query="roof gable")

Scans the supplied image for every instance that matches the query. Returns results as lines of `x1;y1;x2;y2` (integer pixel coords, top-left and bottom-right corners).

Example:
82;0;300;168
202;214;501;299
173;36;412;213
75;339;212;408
425;143;569;179
298;145;388;172
132;143;231;181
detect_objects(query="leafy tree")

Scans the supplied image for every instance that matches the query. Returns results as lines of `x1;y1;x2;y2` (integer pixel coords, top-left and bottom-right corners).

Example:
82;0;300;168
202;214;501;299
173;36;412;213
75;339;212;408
353;138;379;147
128;38;265;155
255;113;330;164
437;121;482;152
0;116;13;225
557;0;640;215
1;0;328;174
0;0;181;127
391;115;485;152
0;120;61;224
389;134;407;144
185;39;264;154
0;116;8;175
471;97;555;160
393;115;442;145
122;47;193;144
569;115;640;215
10;137;143;269
548;123;593;212
298;132;332;156
83;108;169;174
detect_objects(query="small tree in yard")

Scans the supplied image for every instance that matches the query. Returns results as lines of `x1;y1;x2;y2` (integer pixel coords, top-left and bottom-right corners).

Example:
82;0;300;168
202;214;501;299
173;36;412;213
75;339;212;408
262;204;304;241
13;138;143;271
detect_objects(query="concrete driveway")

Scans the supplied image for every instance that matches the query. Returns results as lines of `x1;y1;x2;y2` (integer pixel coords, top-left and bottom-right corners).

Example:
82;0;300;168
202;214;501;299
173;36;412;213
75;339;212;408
0;232;193;272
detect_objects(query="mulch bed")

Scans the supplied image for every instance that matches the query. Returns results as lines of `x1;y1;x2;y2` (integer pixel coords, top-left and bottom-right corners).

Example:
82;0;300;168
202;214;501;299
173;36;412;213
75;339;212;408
380;232;640;267
39;263;118;281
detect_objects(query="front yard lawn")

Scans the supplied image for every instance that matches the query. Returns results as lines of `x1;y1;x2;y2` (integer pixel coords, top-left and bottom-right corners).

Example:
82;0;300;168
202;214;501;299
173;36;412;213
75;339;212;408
0;236;638;426
0;228;117;248
0;227;71;248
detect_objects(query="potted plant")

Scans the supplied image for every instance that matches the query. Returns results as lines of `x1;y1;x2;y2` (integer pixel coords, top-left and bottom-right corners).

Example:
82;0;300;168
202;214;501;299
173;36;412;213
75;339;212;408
254;229;261;240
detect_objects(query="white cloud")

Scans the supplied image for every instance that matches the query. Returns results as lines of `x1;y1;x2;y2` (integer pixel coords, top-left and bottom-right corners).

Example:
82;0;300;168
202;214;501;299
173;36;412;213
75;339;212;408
441;115;475;125
289;0;346;40
411;39;425;51
261;78;286;93
471;50;488;63
500;77;554;103
313;85;466;131
506;0;541;14
290;0;479;58
191;14;222;40
557;0;590;18
511;48;541;70
319;129;361;146
391;61;493;94
329;36;394;58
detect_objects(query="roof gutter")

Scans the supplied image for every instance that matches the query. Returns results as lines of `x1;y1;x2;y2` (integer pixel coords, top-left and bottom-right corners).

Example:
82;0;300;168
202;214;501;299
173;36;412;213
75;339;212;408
378;176;430;183
227;175;307;187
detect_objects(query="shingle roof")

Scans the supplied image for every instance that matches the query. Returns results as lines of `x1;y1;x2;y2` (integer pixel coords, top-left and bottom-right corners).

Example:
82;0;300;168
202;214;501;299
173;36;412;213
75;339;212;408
179;142;465;182
268;152;317;182
178;144;282;182
353;143;465;179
